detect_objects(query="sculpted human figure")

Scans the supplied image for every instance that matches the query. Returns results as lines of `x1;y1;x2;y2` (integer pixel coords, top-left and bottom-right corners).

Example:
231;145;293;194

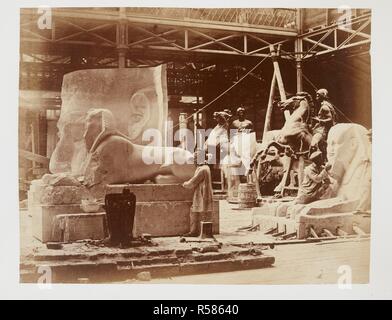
128;91;152;141
49;111;88;176
325;123;371;210
277;123;371;218
310;89;337;157
294;151;332;204
82;108;196;198
231;107;254;134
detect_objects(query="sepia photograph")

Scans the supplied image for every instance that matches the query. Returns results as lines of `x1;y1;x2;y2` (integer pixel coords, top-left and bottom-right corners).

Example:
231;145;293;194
16;5;374;286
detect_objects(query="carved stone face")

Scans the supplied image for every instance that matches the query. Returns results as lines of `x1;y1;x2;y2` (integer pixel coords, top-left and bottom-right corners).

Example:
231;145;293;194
83;112;102;152
49;68;167;175
326;124;370;188
325;123;371;207
128;92;151;140
49;112;87;175
327;125;358;172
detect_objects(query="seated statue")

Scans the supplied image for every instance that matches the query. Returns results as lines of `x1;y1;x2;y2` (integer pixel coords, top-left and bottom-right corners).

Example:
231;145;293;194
81;108;196;198
294;150;332;204
277;123;371;218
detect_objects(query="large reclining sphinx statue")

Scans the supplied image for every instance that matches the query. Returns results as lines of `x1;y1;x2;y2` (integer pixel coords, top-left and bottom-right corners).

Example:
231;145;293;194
251;122;371;238
276;122;371;218
81;108;196;198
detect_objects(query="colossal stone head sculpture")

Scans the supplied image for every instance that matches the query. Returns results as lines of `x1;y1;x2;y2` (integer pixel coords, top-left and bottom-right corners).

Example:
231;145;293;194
275;123;371;219
128;91;152;140
84;108;119;153
326;123;372;209
49;66;167;176
49;111;87;175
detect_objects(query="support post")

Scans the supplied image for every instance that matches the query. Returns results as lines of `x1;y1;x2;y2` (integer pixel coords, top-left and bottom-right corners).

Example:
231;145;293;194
296;59;303;93
263;71;276;138
270;45;289;120
295;8;305;186
30;123;36;168
295;8;304;93
117;7;128;69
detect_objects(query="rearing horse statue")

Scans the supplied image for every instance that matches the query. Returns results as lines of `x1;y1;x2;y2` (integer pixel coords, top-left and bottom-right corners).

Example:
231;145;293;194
251;92;314;167
249;92;315;197
277;92;313;153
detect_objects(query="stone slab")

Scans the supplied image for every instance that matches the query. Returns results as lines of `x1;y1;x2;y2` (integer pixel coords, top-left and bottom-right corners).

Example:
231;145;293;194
253;214;298;235
133;201;192;237
32;204;84;243
107;184;219;237
32;183;220;243
297;212;354;239
353;213;371;233
52;213;107;242
252;208;364;239
21;243;275;283
105;184;193;202
28;183;86;206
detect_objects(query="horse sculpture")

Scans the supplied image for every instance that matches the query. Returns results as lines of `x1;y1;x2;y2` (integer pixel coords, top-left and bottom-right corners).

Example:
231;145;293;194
249;92;315;197
277;92;313;152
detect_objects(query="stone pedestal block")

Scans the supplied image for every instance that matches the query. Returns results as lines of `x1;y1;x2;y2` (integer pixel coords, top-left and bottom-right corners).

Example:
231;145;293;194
52;213;107;242
133;201;192;237
296;212;354;239
252;204;369;239
105;184;194;201
30;183;221;243
106;184;220;237
32;204;83;242
29;185;86;206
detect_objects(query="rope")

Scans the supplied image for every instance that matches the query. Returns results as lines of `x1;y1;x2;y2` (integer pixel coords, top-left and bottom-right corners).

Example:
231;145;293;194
171;54;271;130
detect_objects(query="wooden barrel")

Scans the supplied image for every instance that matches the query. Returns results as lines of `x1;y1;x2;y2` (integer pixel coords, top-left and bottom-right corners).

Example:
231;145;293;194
238;183;257;209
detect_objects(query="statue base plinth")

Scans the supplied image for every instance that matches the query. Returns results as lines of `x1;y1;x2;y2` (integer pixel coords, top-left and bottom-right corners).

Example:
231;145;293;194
106;184;220;238
31;204;107;243
252;198;370;239
28;182;220;243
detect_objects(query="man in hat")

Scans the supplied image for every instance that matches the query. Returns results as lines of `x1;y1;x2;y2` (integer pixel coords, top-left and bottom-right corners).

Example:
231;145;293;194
182;150;214;237
295;150;332;204
231;107;254;134
310;89;337;157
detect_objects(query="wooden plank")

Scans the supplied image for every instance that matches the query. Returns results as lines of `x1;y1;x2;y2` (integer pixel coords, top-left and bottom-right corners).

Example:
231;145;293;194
19;149;50;166
263;71;276;137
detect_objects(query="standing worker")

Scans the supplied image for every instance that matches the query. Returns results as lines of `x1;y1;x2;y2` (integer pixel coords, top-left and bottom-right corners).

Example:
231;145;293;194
310;89;337;158
182;151;214;237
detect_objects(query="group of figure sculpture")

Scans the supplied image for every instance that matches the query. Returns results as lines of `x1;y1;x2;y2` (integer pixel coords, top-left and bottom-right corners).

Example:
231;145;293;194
43;81;371;244
206;88;371;214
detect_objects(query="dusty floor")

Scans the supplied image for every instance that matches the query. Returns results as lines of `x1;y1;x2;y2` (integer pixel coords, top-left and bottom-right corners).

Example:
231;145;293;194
146;240;370;285
20;201;370;285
